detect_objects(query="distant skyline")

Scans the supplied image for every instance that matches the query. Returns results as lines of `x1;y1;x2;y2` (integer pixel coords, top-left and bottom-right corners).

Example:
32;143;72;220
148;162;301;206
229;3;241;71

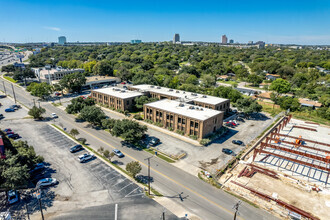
1;0;329;45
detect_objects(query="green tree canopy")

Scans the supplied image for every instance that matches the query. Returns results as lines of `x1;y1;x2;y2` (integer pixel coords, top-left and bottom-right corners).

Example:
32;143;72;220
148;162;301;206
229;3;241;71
270;78;291;94
28;106;46;119
78;105;106;126
59;72;86;93
26;82;52;99
126;161;142;178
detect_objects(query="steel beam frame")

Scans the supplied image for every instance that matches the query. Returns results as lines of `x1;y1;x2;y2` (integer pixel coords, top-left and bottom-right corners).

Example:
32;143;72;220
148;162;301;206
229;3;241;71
270;133;330;147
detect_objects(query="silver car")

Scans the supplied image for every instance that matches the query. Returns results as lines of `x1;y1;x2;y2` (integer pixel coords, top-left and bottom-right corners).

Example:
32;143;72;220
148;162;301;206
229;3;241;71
37;178;58;188
78;153;94;163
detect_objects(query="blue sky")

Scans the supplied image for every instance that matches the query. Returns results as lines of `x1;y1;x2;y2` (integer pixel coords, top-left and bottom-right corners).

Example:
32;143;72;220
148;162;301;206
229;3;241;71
1;0;329;44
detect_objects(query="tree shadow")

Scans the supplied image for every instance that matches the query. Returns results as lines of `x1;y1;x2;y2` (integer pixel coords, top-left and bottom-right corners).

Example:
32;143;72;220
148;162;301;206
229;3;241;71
210;129;239;145
112;160;124;165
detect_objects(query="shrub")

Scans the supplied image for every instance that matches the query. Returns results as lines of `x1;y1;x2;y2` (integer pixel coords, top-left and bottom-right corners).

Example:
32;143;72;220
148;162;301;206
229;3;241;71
133;114;143;120
175;130;185;135
154;122;163;127
189;135;198;140
168;127;174;131
103;150;110;158
200;138;211;146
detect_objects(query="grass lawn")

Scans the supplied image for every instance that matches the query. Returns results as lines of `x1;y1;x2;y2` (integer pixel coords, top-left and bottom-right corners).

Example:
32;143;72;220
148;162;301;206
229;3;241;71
3;75;17;83
218;80;238;86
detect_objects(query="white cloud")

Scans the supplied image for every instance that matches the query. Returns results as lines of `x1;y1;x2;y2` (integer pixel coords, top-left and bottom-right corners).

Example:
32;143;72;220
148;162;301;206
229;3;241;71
44;26;61;32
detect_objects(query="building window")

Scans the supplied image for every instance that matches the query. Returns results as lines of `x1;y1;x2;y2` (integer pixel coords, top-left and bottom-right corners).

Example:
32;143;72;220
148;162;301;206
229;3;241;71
190;121;194;127
166;114;170;120
182;119;186;125
150;109;152;114
156;111;159;117
195;122;199;129
160;112;163;117
147;108;149;113
170;115;173;120
178;117;181;123
190;129;194;135
126;100;129;105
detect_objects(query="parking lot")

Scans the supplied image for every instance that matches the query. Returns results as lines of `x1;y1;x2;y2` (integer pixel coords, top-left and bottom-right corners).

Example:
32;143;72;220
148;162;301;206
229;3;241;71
2;119;178;219
0;94;28;120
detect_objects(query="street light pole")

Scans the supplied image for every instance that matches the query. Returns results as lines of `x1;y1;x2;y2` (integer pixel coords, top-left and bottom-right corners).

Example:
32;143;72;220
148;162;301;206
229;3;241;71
11;84;16;103
2;81;6;94
233;201;241;220
144;156;153;196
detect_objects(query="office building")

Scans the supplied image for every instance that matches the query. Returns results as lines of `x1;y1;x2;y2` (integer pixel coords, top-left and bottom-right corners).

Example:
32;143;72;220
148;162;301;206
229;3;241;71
248;41;253;45
144;99;224;139
229;39;234;44
173;33;180;44
91;87;143;111
32;66;84;83
131;39;142;44
221;35;228;44
129;84;230;112
58;36;66;45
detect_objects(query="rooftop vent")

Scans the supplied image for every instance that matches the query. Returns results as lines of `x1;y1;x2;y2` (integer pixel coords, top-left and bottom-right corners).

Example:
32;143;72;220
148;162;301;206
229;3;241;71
202;95;207;98
179;103;184;107
200;108;204;111
176;91;180;93
150;85;154;88
183;92;185;94
120;90;126;93
196;107;199;110
157;86;161;89
169;89;173;91
189;106;195;110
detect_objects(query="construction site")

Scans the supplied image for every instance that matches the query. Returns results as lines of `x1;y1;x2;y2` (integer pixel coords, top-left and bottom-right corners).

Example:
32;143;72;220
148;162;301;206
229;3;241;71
220;115;330;220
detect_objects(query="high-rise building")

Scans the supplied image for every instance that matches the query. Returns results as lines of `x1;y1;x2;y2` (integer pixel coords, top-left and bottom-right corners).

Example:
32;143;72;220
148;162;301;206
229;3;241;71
229;39;234;44
221;35;228;44
255;41;265;48
173;33;180;44
58;36;66;45
248;41;253;45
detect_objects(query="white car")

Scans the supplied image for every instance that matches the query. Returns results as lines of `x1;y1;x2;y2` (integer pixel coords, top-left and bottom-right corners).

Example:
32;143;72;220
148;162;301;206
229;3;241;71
78;153;94;163
36;178;58;188
51;113;58;118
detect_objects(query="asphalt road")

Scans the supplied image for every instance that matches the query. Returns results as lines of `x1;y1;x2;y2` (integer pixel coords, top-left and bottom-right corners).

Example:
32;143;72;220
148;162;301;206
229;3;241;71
0;76;278;220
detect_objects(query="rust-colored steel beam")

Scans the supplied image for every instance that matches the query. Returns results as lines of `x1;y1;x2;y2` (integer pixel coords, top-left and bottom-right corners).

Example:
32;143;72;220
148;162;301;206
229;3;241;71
260;142;330;163
256;148;330;172
292;125;317;132
231;180;320;220
270;133;330;147
248;164;279;177
266;137;330;154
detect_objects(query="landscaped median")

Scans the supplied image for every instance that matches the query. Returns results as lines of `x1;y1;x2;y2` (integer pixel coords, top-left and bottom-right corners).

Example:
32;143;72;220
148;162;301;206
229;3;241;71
50;123;163;198
3;75;17;83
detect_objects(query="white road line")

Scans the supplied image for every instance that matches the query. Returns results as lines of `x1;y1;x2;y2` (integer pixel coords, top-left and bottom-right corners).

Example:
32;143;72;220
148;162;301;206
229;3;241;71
112;179;125;187
115;203;118;220
117;182;134;192
124;186;142;198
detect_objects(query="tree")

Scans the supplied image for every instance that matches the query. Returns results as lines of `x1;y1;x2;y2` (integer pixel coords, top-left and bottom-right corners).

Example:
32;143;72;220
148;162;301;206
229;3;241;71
126;161;142;178
1;64;15;73
101;118;116;130
66;97;95;114
13;68;35;84
111;119;147;143
59;72;86;93
134;96;158;110
247;74;263;87
200;74;216;88
116;66;131;81
235;98;262;114
93;60;113;76
79;106;106;126
69;128;79;138
26;82;52;99
270;78;291;95
28;106;46;119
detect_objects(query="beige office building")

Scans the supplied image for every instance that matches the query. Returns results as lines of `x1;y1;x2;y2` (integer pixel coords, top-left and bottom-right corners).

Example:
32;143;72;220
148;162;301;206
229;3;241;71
144;99;224;139
91;87;143;111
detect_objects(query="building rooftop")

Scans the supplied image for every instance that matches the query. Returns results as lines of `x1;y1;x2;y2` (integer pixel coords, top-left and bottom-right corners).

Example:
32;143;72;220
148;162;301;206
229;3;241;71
298;98;322;107
145;99;222;121
86;76;119;83
130;84;228;105
93;87;143;99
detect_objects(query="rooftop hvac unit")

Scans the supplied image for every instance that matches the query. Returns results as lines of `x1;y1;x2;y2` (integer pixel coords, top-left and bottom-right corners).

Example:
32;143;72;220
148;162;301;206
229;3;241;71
157;86;161;89
183;92;185;94
95;78;98;80
150;85;154;88
169;89;173;91
189;106;195;109
202;95;207;98
200;108;204;111
176;91;180;93
120;90;126;93
179;103;184;107
196;107;199;110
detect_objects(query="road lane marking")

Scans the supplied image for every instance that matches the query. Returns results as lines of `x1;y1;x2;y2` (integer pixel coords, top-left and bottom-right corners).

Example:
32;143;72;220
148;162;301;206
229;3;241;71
53;117;244;219
5;81;245;220
115;204;118;220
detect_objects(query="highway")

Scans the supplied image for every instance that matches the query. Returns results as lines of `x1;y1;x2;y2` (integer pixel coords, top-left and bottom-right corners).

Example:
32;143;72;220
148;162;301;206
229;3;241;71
0;76;277;220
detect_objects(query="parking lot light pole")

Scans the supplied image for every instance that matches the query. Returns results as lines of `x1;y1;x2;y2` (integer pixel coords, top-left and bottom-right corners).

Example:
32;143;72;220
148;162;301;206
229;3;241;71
2;81;6;94
11;84;16;103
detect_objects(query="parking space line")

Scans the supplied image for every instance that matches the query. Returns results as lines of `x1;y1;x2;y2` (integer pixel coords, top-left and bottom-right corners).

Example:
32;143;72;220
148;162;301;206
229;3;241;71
115;204;118;220
117;182;134;192
124;187;144;198
112;179;125;187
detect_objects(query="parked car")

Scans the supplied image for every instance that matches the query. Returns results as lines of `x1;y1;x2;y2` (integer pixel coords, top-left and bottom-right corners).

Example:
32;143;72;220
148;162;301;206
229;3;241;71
5;108;15;112
51;113;58;118
36;178;58;188
78;153;94;163
7;190;19;205
7;133;19;139
0;95;7;98
9;105;21;110
75;118;85;122
0;114;4;119
54;92;61;96
222;148;233;155
232;140;244;146
149;137;160;146
70;144;83;153
236;117;245;122
3;128;11;132
29;163;45;174
113;149;124;158
5;130;14;135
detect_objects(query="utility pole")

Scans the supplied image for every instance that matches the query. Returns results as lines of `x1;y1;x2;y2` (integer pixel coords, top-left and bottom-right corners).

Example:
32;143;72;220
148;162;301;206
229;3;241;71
11;84;16;103
2;81;6;94
233;201;241;220
38;197;44;220
144;156;153;196
161;209;165;220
